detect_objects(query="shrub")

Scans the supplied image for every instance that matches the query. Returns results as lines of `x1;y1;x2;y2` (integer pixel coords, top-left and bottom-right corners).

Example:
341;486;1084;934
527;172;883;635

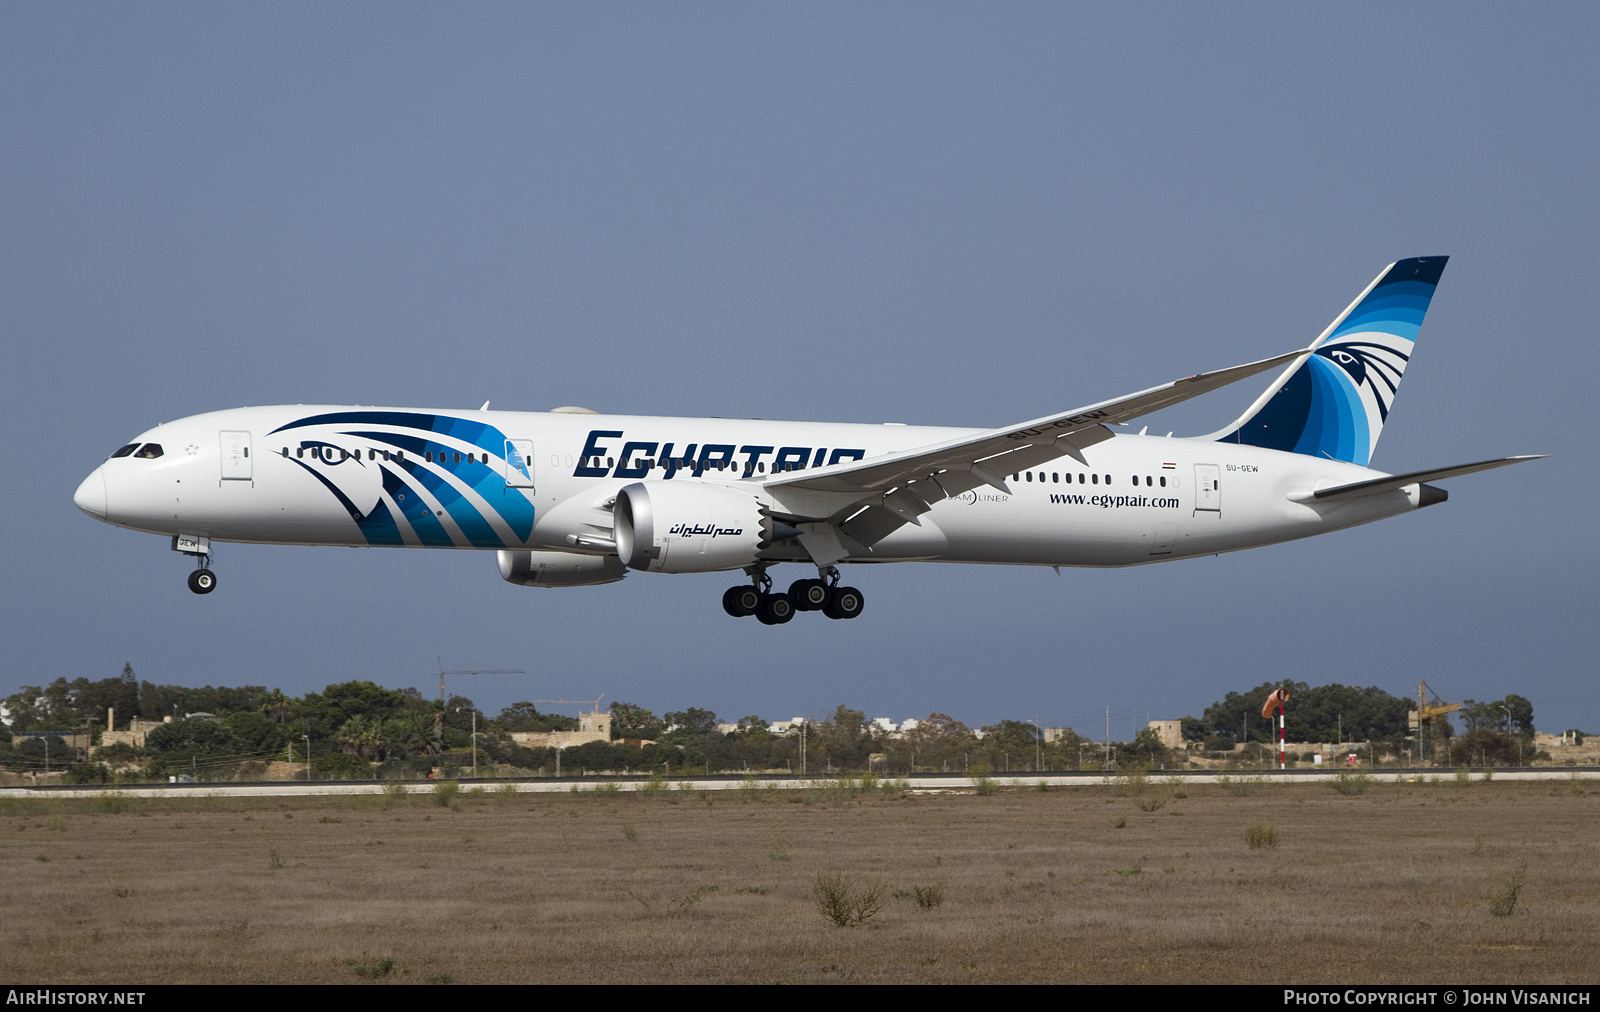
312;753;372;779
1218;773;1266;796
911;882;945;911
812;872;884;928
969;763;998;795
64;763;110;785
347;953;395;978
1489;858;1528;916
432;780;460;807
767;823;789;862
1244;820;1279;849
1331;770;1370;795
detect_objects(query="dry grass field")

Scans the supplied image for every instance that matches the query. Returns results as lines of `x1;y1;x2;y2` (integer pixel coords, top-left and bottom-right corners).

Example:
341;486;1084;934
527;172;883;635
2;775;1597;984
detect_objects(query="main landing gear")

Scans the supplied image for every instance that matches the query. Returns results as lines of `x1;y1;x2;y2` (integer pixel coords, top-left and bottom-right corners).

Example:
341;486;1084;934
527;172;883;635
722;566;863;624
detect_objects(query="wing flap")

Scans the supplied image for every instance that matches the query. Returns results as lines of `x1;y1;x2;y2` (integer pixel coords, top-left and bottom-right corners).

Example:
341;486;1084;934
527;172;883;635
766;348;1308;510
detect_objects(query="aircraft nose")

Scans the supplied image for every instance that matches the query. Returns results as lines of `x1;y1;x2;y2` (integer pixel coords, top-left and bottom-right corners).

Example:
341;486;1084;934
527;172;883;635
74;467;107;520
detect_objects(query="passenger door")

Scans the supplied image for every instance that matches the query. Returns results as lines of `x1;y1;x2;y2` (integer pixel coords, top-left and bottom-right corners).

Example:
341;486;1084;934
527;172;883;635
220;431;252;481
505;439;535;491
1194;463;1220;513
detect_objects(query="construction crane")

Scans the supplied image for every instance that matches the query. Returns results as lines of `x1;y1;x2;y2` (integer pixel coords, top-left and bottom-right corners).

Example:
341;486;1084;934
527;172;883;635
1408;680;1462;763
433;658;525;749
532;696;606;718
436;658;523;703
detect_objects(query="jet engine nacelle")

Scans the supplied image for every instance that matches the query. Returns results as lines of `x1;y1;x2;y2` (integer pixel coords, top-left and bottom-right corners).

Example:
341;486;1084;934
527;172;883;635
497;550;627;588
614;481;771;573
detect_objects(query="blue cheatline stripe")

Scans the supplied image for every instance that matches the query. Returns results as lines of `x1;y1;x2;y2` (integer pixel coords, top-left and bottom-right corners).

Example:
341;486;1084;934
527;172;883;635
405;461;502;548
358;499;405;546
335;427;538;545
375;460;451;546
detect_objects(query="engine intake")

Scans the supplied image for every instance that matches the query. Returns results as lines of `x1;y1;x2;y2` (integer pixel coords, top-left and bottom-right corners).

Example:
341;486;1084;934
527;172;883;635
614;481;773;573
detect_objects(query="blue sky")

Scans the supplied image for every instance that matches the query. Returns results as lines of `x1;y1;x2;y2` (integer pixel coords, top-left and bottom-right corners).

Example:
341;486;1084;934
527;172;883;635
4;4;1595;737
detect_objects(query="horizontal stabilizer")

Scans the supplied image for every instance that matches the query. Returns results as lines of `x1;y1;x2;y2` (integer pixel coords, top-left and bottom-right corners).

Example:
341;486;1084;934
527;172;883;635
1291;455;1546;503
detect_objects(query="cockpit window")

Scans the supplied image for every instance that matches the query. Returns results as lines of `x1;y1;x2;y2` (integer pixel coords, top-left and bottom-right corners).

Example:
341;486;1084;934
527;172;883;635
110;444;140;459
133;444;164;459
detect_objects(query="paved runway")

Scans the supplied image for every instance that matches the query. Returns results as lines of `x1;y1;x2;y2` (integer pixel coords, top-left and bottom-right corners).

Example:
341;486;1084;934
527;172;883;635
5;767;1596;799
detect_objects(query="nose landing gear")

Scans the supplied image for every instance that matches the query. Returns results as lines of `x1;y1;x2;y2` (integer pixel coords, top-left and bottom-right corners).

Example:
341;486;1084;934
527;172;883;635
721;565;862;623
173;534;216;595
187;566;217;595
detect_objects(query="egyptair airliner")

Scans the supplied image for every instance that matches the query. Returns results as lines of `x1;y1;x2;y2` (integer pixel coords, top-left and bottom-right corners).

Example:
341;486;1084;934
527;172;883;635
74;257;1540;624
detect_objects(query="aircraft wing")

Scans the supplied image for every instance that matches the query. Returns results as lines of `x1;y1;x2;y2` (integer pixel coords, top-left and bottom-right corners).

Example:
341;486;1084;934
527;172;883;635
763;348;1309;557
1292;455;1547;503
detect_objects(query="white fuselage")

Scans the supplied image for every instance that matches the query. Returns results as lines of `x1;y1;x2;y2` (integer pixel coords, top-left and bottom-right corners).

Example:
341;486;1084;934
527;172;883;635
74;404;1425;571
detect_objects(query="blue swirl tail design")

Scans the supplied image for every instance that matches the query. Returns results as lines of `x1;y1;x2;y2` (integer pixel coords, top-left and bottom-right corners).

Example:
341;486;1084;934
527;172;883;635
1214;257;1447;466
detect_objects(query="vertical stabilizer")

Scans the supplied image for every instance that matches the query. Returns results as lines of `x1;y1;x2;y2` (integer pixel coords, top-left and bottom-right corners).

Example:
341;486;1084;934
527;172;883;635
1212;256;1448;465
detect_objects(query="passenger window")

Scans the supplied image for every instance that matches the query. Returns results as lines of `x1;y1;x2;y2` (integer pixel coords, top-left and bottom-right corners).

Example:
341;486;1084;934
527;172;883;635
1091;474;1098;484
1104;475;1111;484
133;444;164;459
110;444;140;458
1026;472;1033;482
453;452;461;464
281;447;289;457
1052;473;1059;483
425;452;433;463
1160;476;1166;487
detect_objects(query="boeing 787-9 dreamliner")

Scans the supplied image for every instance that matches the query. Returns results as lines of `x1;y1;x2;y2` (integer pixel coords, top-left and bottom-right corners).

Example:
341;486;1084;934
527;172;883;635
75;257;1541;624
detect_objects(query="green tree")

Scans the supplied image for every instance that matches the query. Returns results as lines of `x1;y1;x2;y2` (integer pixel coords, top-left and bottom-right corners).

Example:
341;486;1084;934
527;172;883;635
664;708;718;734
144;716;241;755
896;714;979;772
1198;682;1411;745
1459;695;1534;736
223;711;286;755
979;719;1045;771
495;701;576;731
610;702;664;739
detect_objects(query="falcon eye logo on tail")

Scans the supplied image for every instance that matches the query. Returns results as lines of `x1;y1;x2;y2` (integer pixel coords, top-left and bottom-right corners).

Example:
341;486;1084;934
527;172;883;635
1216;256;1446;466
1317;342;1409;422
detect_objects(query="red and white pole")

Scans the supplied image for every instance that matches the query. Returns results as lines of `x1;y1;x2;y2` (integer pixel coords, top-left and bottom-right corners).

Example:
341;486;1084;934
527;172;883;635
1261;687;1290;770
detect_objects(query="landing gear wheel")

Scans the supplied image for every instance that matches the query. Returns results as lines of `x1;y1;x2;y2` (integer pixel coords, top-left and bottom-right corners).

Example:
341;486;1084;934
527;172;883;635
788;579;829;611
188;569;217;595
756;592;796;625
822;585;863;620
723;585;761;617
